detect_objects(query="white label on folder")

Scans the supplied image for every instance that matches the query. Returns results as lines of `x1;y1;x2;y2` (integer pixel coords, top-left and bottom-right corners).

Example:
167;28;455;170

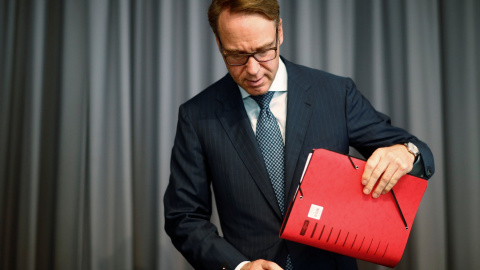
308;204;324;220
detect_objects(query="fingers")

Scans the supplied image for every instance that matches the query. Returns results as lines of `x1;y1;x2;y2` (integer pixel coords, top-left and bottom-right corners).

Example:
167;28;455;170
242;259;283;270
362;145;414;198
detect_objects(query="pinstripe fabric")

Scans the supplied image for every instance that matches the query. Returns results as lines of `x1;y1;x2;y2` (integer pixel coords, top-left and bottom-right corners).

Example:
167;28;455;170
164;57;434;270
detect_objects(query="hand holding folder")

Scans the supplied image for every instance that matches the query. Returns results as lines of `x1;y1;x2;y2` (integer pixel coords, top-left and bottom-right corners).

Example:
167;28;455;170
280;149;428;268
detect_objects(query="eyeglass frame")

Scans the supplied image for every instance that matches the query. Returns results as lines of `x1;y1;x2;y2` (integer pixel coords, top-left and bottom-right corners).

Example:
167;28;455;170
218;27;279;66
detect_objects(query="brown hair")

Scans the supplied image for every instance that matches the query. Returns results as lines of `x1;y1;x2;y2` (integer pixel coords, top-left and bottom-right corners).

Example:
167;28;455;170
208;0;280;38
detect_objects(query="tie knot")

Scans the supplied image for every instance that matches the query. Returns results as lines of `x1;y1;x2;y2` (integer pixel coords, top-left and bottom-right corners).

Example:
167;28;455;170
250;92;275;110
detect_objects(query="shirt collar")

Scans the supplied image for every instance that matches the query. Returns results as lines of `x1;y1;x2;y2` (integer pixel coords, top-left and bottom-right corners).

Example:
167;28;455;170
239;58;288;99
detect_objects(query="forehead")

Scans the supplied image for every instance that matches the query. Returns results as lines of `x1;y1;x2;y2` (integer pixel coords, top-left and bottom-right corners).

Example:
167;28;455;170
217;10;277;51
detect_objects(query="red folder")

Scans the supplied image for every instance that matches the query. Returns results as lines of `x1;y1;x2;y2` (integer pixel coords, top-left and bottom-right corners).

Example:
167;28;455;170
280;149;428;268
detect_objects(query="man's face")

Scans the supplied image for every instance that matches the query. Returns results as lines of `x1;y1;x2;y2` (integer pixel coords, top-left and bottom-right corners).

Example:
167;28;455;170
216;10;284;96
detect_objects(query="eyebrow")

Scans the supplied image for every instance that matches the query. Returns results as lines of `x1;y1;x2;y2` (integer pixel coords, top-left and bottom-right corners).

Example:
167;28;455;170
223;39;276;54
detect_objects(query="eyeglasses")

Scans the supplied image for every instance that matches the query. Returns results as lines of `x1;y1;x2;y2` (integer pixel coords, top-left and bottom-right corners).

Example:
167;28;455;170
220;28;279;66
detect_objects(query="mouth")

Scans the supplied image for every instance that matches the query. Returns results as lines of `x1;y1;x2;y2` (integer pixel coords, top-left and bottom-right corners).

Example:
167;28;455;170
246;76;264;87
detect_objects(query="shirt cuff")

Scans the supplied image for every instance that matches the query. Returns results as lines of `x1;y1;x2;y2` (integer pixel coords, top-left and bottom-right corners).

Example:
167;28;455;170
235;261;250;270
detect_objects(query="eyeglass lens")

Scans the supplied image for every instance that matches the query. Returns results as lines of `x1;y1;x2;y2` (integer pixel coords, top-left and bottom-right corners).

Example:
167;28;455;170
225;49;277;66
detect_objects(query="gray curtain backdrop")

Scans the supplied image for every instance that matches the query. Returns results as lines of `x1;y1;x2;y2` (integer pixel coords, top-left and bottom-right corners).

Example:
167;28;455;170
0;0;478;269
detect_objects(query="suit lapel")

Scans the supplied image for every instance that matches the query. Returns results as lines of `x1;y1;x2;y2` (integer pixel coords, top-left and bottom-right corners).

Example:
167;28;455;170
215;75;283;218
284;60;314;202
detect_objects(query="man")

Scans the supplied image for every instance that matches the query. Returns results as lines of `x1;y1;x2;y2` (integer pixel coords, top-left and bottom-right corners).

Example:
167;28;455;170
164;0;435;269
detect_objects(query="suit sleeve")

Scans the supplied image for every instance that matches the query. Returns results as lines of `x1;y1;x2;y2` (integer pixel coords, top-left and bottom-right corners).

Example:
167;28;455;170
344;78;435;179
164;105;248;270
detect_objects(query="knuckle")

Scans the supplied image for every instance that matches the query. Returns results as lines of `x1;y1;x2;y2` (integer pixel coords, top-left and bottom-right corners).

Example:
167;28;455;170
364;163;375;171
397;161;406;168
366;181;376;189
399;162;410;172
393;156;403;165
386;151;396;159
377;147;387;154
387;179;396;188
380;176;390;185
387;181;396;189
390;176;399;183
371;171;382;180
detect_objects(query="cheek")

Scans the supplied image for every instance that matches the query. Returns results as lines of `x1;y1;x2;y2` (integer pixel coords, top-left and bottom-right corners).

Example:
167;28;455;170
262;64;276;79
261;60;277;73
227;66;245;80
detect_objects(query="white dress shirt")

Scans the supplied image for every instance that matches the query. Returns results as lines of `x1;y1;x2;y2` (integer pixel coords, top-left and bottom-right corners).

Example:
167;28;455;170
239;58;288;143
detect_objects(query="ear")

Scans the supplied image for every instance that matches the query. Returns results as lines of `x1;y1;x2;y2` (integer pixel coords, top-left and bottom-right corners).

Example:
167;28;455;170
215;35;228;66
278;18;284;45
215;36;223;53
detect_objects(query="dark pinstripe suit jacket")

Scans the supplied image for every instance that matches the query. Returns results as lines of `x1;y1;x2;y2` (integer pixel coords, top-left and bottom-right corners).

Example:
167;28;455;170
164;57;435;270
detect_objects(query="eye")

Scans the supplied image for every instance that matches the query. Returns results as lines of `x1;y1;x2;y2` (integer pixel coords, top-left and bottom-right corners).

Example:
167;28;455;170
229;54;246;61
256;50;269;57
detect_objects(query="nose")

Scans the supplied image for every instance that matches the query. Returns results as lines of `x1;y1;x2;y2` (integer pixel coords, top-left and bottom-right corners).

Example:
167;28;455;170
245;56;260;75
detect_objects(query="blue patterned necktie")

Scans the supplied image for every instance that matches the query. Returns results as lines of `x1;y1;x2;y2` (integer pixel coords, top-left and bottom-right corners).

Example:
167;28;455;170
251;92;293;270
250;92;286;214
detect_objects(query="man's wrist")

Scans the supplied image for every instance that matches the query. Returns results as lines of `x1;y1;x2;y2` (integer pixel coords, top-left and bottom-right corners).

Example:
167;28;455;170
403;142;420;162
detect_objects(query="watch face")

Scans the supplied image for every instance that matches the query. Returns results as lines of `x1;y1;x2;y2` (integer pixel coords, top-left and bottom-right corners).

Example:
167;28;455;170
407;143;419;156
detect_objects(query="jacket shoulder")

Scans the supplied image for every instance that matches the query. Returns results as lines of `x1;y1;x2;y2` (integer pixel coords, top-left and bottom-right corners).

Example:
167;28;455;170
283;58;349;83
180;73;235;109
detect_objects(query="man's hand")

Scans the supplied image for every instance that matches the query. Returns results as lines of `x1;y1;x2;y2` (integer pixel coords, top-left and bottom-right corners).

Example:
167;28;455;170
241;259;283;270
361;144;415;198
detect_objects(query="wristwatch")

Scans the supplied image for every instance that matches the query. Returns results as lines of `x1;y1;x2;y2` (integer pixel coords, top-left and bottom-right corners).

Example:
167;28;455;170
403;142;420;161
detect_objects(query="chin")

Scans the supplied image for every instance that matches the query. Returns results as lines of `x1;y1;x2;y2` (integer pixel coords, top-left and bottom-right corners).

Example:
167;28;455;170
245;87;269;96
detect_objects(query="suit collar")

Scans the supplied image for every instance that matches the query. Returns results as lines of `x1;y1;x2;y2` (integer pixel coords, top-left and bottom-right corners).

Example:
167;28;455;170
282;58;314;203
